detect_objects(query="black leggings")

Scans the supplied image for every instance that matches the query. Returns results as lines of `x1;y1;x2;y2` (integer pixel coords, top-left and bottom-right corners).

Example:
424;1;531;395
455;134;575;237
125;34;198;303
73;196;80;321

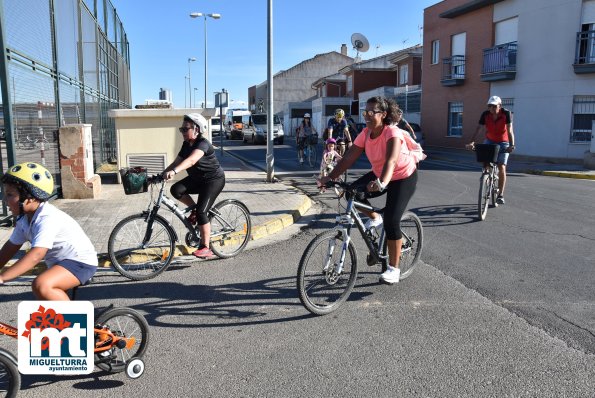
353;170;418;240
171;175;225;225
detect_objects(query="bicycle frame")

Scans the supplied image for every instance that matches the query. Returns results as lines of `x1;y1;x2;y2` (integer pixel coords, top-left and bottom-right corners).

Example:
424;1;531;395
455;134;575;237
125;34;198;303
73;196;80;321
331;187;387;274
142;179;243;247
142;180;197;246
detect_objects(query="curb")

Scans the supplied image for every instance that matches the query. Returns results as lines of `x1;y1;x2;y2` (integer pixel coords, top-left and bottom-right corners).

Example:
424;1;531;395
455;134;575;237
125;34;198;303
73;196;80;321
538;170;595;180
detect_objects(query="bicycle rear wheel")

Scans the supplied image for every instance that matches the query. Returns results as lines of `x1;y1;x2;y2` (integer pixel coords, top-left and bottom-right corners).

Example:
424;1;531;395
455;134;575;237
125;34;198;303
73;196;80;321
108;213;176;281
209;200;251;258
297;229;358;315
478;173;490;221
399;212;423;279
0;350;19;398
95;307;149;374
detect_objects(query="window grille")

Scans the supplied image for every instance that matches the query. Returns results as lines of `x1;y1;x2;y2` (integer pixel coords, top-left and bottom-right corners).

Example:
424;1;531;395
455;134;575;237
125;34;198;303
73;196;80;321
448;102;463;137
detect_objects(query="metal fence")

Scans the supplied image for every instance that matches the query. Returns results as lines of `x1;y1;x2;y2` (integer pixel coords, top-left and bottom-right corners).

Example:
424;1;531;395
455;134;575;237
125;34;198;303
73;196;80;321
0;0;130;190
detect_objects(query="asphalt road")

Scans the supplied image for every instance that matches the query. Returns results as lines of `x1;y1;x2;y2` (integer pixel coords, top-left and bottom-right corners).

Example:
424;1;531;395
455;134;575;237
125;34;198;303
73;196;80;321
1;137;594;397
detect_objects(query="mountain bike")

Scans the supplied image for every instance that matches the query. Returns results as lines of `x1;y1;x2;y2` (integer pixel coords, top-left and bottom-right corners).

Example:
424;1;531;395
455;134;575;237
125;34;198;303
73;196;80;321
473;144;500;221
108;174;252;281
297;180;423;315
0;303;149;395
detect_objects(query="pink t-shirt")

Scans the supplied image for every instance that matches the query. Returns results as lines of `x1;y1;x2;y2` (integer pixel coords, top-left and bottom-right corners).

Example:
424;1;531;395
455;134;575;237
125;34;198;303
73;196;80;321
353;125;416;181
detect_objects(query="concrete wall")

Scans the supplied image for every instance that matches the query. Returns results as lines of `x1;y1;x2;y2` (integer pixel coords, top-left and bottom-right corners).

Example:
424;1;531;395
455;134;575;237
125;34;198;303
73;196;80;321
492;0;592;159
109;108;216;180
251;52;354;117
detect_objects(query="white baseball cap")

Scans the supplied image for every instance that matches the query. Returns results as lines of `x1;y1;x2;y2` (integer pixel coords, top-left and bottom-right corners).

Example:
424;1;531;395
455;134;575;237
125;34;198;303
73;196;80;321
487;96;502;106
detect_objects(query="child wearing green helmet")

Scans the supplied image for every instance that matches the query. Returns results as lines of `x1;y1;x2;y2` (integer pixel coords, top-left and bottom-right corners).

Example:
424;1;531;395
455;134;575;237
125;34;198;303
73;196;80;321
0;162;97;299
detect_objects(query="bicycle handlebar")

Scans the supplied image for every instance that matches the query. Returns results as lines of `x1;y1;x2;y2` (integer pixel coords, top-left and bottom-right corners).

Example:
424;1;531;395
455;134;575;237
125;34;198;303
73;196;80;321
322;179;366;193
147;174;165;184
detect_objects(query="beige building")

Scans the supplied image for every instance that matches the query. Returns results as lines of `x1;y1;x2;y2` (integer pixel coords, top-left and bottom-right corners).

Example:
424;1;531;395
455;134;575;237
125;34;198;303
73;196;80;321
248;48;354;117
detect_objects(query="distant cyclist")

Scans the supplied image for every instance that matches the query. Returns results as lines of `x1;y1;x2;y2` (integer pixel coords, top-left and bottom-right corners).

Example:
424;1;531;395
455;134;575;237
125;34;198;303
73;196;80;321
327;108;352;156
162;113;226;259
0;162;97;300
466;96;515;205
394;109;417;141
296;113;318;165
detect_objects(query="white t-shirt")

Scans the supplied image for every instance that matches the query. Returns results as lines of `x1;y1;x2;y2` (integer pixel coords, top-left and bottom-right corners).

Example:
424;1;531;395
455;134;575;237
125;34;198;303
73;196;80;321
9;202;98;267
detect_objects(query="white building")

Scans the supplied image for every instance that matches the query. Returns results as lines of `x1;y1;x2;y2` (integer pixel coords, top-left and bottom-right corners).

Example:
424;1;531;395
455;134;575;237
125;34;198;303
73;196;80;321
490;0;595;159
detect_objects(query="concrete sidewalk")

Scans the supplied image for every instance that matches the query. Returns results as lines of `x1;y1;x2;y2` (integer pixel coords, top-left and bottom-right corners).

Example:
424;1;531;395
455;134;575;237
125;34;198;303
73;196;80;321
0;151;312;272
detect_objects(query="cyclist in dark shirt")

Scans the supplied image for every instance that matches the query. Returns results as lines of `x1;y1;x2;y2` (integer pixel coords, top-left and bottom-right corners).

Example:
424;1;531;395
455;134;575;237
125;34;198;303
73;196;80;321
327;108;352;156
162;113;226;258
395;109;417;141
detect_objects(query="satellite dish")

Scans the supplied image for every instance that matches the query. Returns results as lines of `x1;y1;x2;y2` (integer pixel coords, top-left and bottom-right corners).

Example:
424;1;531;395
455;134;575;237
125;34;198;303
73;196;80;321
351;33;370;55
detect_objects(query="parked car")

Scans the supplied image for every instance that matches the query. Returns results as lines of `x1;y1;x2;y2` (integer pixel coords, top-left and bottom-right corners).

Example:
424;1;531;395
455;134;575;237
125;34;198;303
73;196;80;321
409;122;425;147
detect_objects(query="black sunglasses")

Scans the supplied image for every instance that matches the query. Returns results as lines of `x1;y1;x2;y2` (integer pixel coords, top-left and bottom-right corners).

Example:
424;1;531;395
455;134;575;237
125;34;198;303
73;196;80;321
179;126;194;133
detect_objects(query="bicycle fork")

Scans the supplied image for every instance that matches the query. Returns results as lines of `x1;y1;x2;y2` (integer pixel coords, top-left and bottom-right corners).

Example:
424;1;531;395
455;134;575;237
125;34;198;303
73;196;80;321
324;215;354;277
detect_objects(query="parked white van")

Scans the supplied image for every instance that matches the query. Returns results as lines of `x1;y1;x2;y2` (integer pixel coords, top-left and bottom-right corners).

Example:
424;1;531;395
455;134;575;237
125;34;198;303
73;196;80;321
242;113;285;144
225;109;250;140
211;117;222;136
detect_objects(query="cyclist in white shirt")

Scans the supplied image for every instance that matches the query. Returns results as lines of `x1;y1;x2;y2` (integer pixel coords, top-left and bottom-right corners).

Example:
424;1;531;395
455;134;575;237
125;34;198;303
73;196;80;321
0;162;97;300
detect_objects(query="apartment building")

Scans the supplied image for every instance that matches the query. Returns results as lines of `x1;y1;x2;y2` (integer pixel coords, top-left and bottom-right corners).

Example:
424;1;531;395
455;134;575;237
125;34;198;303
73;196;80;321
422;0;595;160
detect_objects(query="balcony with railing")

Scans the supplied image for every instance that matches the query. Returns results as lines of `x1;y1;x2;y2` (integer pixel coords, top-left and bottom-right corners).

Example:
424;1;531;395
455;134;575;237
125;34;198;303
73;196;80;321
480;42;517;81
574;30;595;73
441;55;465;86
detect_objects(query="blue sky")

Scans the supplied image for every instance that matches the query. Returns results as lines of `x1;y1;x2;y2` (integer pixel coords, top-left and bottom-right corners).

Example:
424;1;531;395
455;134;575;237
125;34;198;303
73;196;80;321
113;0;440;109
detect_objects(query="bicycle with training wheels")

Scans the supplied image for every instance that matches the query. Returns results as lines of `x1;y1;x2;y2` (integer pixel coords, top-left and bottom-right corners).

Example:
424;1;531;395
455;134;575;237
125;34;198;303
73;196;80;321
0;302;149;396
297;180;423;315
108;174;252;281
472;143;501;221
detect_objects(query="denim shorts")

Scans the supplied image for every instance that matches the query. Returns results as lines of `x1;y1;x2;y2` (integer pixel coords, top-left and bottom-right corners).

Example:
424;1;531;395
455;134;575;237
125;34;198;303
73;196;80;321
56;259;97;285
484;139;510;165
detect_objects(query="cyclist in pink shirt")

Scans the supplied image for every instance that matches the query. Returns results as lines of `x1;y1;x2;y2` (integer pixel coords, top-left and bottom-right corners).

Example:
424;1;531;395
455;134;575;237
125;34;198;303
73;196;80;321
319;96;419;284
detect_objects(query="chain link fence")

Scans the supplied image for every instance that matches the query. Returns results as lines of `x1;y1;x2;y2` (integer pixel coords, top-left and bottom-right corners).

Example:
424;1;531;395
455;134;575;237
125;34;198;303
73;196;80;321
0;0;130;191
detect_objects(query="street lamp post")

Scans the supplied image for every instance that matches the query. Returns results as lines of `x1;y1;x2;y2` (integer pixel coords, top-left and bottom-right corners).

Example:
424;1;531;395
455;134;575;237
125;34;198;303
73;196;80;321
193;88;198;108
184;76;189;107
188;57;196;108
190;12;221;108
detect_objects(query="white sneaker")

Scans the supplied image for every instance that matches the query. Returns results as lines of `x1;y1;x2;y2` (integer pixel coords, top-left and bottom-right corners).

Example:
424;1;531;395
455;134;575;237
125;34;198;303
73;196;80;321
380;266;400;284
364;215;383;230
299;157;304;164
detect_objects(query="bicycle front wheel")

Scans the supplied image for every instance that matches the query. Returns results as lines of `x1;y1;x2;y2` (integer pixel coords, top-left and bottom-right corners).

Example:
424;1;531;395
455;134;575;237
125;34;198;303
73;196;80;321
308;144;317;167
95;307;149;373
399;212;423;279
297;229;358;315
490;174;499;208
108;213;176;281
0;350;19;398
209;200;251;258
478;173;490;221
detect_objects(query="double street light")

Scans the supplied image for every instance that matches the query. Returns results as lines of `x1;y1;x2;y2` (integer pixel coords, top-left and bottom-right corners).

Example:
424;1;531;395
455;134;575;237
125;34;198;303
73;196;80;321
190;12;221;108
